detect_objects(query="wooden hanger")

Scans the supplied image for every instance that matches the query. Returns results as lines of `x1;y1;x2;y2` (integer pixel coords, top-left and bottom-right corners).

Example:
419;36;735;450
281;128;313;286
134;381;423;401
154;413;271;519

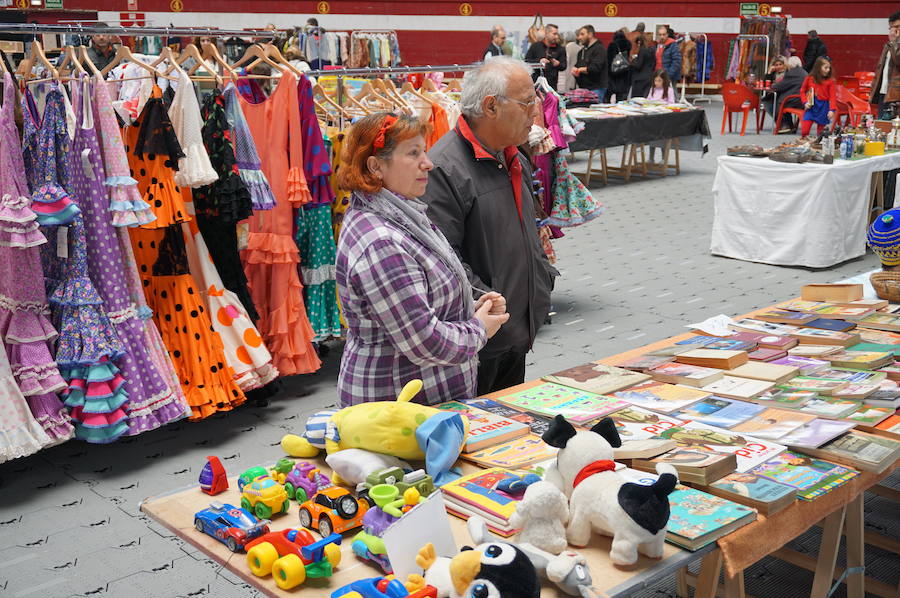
57;45;86;77
175;43;222;84
231;43;284;77
78;46;102;76
263;43;302;77
421;77;439;93
200;41;236;80
149;45;178;70
100;44;177;81
341;82;371;114
400;79;433;103
447;79;462;92
16;40;59;81
312;83;352;119
355;80;393;109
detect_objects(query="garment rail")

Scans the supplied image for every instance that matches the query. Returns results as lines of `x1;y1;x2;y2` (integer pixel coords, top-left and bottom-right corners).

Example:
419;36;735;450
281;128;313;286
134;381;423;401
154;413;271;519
349;30;397;67
687;33;711;103
735;33;770;82
0;23;277;39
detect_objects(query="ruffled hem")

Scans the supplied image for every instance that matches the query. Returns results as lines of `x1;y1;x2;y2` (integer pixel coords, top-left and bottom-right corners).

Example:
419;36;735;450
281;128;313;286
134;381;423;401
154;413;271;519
0;308;58;343
49;275;104;307
174;144;219;189
138;181;191;229
26;393;74;442
74;419;129;443
301;264;336;286
286;166;312;206
12;360;66;397
30;184;81;226
184;380;246;420
256;275;321;376
235;361;279;391
62;360;129;414
0;293;50;315
0;194;38;224
108;183;157;228
124;389;189;436
53;303;126;367
239;168;276;211
0;217;46;247
0;421;52;464
240;232;301;265
107;304;140;325
546;206;605;228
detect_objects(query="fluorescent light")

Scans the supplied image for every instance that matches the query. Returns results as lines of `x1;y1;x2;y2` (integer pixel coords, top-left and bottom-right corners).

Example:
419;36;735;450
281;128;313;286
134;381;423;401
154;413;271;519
771;6;782;13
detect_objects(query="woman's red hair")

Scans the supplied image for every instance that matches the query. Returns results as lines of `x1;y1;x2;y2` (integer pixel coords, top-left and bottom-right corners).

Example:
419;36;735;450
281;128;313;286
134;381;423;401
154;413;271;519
338;112;431;193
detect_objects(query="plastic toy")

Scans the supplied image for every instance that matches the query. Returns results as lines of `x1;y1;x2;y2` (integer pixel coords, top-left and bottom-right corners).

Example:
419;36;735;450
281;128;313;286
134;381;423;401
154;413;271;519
193;502;270;552
268;458;295;484
542;415;678;566
281;380;469;486
416;540;540;598
351;484;426;573
238;466;269;491
298;486;369;537
285;461;332;502
331;576;438;598
245;528;342;590
241;476;291;519
199;456;228;495
361;468;436;500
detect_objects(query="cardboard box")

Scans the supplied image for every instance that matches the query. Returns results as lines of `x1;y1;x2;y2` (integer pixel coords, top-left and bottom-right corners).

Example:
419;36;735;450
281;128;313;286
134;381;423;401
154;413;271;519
801;284;863;303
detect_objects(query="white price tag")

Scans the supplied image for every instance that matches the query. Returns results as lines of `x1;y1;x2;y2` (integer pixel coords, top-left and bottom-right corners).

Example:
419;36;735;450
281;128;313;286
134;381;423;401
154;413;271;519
56;226;68;259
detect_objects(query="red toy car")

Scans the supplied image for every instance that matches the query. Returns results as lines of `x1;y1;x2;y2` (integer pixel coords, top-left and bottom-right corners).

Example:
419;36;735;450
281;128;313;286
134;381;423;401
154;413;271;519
245;528;342;590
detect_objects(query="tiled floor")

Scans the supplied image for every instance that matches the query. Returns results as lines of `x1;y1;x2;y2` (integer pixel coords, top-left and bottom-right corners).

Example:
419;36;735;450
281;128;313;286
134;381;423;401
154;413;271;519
0;102;896;598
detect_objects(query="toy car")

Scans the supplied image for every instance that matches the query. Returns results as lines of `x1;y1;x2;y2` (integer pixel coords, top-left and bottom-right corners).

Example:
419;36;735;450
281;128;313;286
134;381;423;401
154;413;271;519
238;466;269;491
245;528;342;590
193;502;270;553
351;530;392;573
359;468;435;503
298;486;369;537
241;476;290;519
331;576;438;598
268;458;295;484
284;461;332;502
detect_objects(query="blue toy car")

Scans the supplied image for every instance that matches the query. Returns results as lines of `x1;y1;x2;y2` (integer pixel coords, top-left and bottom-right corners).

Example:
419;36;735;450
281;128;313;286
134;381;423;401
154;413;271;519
194;501;270;552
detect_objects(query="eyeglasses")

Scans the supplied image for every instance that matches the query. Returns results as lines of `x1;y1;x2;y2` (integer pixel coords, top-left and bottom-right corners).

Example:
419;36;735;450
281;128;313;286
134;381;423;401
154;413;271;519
498;95;541;110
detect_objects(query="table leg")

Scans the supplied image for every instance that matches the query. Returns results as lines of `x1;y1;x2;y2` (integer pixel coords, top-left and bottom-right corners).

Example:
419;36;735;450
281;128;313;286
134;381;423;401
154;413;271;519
723;570;745;598
844;495;865;598
676;567;690;598
695;549;724;598
810;506;847;598
585;150;595;185
600;148;609;185
661;140;672;177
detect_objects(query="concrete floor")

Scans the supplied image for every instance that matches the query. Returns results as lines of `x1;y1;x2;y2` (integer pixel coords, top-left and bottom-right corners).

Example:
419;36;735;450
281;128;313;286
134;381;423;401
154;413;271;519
0;101;896;598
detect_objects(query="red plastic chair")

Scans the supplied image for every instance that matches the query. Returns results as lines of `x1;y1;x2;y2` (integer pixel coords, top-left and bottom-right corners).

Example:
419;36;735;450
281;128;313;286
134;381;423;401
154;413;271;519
836;85;874;127
721;81;761;136
775;94;805;133
855;71;875;90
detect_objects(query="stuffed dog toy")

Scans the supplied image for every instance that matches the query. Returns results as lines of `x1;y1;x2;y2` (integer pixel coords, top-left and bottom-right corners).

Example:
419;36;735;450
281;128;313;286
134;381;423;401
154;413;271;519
507;481;569;555
542;415;678;566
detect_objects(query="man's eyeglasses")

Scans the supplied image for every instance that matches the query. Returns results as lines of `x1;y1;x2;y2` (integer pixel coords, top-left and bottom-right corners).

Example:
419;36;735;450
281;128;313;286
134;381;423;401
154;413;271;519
498;95;541;110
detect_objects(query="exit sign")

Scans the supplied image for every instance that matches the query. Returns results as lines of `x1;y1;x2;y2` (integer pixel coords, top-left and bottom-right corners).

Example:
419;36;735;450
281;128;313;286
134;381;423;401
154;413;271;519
740;2;759;15
44;0;63;7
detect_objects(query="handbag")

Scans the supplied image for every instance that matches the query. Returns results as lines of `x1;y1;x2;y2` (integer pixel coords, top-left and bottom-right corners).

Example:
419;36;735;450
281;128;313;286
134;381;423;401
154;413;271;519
528;14;545;44
610;51;629;74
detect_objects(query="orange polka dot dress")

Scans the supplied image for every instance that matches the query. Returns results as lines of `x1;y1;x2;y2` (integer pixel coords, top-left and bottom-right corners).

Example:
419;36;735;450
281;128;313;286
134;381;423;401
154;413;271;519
125;89;246;419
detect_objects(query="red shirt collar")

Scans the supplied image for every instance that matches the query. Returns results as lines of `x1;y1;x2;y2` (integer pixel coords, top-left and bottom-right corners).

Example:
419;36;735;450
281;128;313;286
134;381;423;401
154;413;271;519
573;460;617;489
455;116;520;165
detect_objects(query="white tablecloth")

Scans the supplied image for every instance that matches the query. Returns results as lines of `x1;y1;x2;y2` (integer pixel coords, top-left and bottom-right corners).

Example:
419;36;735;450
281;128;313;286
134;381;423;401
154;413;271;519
710;152;900;268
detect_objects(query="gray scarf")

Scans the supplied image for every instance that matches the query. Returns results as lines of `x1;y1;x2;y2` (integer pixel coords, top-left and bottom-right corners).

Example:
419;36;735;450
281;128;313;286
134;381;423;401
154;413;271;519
355;188;474;318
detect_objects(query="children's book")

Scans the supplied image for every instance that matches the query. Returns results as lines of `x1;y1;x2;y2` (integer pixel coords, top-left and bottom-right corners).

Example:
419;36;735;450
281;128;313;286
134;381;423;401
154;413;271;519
462;398;552;435
705;472;797;515
780;377;849;395
800;431;900;473
843;405;893;426
440;468;523;522
672;396;765;429
750;450;859;500
796;396;862;419
665;486;757;550
461;434;559;469
658;420;786;472
699;375;775;400
607;405;685;439
543;363;651;396
732;408;816;441
752;389;817;409
631;448;737;485
608;380;709;413
647;362;724;388
779;419;856;449
493;383;629;424
770;356;830;376
436;401;529;452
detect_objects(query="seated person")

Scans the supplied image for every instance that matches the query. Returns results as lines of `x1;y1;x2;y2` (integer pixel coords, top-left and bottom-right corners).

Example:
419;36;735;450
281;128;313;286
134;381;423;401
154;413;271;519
770;56;808;133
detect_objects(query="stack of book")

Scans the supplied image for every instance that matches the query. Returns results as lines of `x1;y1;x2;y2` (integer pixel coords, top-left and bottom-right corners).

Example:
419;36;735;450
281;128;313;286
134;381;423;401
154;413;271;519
439;468;528;537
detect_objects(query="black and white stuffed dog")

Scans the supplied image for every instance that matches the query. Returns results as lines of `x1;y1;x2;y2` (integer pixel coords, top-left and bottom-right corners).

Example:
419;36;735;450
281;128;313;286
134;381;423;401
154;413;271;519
541;415;678;566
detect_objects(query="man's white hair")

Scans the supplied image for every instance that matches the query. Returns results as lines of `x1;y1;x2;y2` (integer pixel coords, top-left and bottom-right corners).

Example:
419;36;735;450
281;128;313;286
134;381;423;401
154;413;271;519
460;57;531;118
787;56;802;69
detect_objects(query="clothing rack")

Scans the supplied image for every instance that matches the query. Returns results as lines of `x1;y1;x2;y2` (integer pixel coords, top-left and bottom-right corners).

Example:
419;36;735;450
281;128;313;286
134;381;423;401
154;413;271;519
0;23;276;39
349;30;398;67
735;34;770;82
687;33;712;103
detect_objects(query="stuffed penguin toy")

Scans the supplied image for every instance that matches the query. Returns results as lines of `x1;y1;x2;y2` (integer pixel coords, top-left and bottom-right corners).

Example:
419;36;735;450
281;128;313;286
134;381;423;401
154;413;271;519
416;541;540;598
541;415;679;567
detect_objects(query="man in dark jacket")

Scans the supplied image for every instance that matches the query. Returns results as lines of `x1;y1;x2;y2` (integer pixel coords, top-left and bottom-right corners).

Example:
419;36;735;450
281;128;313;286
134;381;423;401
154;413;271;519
85;22;119;72
483;25;506;61
870;11;900;119
654;25;682;83
769;56;807;132
422;57;558;395
525;23;567;90
802;30;828;73
573;25;608;100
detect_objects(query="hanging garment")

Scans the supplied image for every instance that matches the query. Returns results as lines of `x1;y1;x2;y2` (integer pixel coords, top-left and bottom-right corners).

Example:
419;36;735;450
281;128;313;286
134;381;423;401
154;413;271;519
427;102;451;149
0;338;53;462
548;152;604;228
296;75;340;341
327;129;351;240
83;77;189;435
222;86;276;211
237;74;321;376
168;71;218;189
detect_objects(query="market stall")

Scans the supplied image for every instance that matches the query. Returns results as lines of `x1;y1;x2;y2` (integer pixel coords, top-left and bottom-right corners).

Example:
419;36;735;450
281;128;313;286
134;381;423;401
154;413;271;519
710;152;900;268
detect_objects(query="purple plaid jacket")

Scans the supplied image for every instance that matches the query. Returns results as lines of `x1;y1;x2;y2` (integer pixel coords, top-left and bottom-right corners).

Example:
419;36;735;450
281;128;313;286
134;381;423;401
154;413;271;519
335;193;487;406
